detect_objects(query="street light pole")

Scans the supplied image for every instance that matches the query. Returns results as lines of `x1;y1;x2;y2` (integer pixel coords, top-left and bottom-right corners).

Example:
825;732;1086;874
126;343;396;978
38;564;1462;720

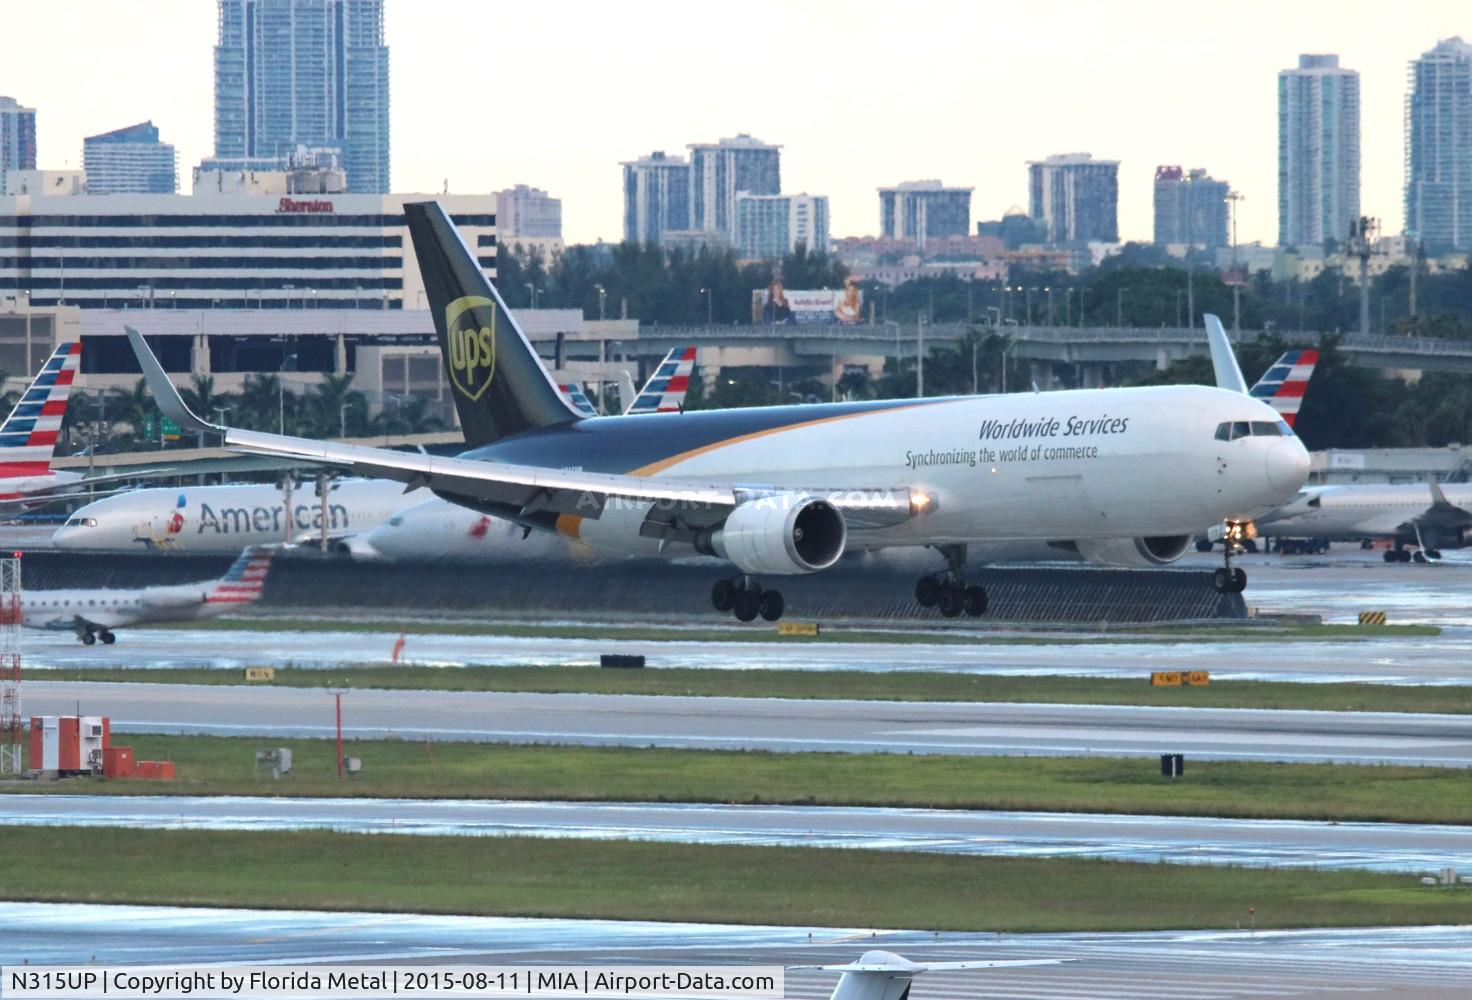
1117;288;1125;328
278;352;297;435
916;316;925;398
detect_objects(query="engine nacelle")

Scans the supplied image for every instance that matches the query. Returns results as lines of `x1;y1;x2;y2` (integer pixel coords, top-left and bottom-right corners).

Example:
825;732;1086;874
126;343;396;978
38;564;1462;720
706;495;847;575
1073;534;1195;567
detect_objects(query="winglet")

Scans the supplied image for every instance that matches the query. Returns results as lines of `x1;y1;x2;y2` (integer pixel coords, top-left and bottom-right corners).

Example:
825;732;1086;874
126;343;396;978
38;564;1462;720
1205;314;1248;394
1429;477;1450;507
125;326;220;435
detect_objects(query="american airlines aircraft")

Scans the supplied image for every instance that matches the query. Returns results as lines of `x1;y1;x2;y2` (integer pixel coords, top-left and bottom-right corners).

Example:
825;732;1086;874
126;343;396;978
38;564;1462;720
24;546;274;644
53;479;428;554
126;201;1309;621
1255;479;1472;562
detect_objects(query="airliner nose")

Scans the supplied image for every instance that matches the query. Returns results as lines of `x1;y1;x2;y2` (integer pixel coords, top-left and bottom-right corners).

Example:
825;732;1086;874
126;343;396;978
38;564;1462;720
1267;438;1310;494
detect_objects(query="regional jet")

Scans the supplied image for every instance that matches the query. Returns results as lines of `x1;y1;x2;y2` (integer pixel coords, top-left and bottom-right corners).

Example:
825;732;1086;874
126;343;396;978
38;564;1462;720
125;201;1309;621
23;546;275;644
1256;479;1472;562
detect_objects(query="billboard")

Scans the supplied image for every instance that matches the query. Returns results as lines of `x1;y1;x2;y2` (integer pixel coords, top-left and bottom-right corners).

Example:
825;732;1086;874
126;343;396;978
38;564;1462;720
753;280;863;325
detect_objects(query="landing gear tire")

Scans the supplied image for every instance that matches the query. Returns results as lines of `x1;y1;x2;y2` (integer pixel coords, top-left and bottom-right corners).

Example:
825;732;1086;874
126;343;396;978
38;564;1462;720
915;576;940;608
1413;551;1427;564
1428;549;1443;560
758;590;785;622
1232;567;1247;593
1213;567;1230;593
936;584;965;618
711;579;736;612
80;631;96;646
733;589;760;623
1383;550;1399;563
962;585;988;617
99;630;116;645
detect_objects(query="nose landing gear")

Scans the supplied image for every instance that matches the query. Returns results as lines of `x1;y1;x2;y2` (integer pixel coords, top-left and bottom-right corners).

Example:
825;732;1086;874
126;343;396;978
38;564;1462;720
914;544;989;618
712;576;785;623
1213;521;1251;594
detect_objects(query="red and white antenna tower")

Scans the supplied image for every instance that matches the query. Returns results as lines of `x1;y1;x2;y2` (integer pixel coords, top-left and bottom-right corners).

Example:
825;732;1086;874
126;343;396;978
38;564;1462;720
0;554;21;775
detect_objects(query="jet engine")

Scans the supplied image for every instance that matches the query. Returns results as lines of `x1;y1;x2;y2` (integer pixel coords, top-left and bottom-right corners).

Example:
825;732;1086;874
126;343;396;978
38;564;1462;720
1073;534;1195;567
703;495;847;574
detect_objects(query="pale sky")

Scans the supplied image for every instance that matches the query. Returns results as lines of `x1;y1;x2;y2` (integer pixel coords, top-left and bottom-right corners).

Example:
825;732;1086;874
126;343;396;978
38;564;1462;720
1;0;1466;246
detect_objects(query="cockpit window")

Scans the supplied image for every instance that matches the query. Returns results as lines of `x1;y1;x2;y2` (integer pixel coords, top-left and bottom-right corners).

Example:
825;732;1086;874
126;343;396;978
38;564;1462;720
64;516;98;528
1216;421;1289;441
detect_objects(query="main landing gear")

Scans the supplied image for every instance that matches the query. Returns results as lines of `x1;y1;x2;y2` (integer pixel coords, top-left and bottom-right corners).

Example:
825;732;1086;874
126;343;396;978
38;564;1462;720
76;625;116;646
914;544;988;618
711;576;785;623
1212;521;1250;594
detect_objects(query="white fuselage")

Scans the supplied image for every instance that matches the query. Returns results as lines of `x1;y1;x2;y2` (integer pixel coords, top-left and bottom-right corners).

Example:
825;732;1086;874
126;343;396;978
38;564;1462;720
567;386;1308;559
23;582;232;632
54;480;427;553
362;497;593;561
1256;483;1472;541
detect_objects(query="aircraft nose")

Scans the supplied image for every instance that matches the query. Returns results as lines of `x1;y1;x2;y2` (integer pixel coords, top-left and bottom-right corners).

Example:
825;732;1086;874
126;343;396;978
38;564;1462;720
1267;438;1310;494
51;526;80;549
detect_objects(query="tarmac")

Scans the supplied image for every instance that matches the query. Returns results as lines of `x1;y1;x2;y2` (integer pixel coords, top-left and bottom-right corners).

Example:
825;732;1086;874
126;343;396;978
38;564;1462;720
3;795;1468;873
22;681;1472;766
3;903;1470;999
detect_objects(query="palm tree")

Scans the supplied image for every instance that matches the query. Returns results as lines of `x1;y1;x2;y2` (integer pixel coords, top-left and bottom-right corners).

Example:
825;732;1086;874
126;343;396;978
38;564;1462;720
108;379;155;446
236;373;283;432
304;373;358;438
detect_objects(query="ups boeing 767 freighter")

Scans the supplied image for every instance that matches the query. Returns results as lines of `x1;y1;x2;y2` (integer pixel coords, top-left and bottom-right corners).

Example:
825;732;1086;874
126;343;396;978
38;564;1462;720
125;202;1308;622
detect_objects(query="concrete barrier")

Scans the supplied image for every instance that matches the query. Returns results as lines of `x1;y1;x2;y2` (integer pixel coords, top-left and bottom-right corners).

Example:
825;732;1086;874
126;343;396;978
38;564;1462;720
17;549;1248;625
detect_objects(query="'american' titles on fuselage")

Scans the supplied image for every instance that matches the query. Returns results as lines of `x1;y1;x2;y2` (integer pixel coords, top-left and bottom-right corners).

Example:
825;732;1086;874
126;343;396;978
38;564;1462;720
54;480;426;553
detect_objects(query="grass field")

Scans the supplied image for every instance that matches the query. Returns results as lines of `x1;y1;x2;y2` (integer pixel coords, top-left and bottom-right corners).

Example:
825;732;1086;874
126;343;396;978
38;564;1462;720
164;615;1439;643
12;735;1471;824
1;827;1465;932
32;665;1472;715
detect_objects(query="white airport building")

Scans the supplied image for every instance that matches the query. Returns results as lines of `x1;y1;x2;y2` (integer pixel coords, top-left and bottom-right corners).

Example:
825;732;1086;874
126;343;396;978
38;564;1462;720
0;190;498;313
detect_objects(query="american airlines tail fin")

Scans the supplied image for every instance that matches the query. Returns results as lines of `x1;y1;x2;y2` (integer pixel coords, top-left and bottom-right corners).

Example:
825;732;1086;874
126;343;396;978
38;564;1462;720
0;341;81;477
1248;349;1319;428
557;382;598;418
403;201;578;447
205;546;276;606
625;346;697;414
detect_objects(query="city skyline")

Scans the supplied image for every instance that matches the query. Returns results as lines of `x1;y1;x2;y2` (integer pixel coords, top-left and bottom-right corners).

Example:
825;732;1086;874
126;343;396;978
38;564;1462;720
0;0;1466;247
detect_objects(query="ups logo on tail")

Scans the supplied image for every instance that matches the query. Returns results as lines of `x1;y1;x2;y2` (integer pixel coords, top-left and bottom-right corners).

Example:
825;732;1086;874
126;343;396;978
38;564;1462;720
444;295;497;400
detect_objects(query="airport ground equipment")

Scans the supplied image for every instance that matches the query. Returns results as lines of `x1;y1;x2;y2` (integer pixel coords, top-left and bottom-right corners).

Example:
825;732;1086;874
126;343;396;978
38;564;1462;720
27;715;108;775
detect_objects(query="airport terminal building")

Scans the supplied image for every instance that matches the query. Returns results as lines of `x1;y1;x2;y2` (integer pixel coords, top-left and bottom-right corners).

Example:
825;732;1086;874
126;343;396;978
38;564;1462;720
0;190;498;312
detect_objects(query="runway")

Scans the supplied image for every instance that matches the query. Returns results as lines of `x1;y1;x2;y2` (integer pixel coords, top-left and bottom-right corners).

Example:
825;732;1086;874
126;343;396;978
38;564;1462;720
20;622;1472;686
4;903;1470;999
4;795;1467;873
24;681;1472;766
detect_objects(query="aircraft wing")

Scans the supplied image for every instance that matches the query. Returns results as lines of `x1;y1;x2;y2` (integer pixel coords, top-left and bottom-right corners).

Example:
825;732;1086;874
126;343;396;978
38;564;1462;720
1399;479;1472;536
797;960;1064;972
127;329;920;531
